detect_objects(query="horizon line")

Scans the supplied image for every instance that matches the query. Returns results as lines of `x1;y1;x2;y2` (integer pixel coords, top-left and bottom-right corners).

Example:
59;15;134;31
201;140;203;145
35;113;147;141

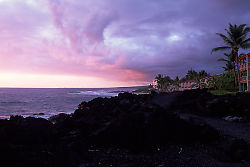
0;85;148;89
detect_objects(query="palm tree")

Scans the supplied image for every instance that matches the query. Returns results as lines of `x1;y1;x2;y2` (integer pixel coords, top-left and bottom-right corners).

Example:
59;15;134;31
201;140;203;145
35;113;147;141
217;53;234;71
185;69;198;80
155;74;173;91
162;76;173;91
198;70;209;78
173;76;180;87
217;52;236;87
218;52;246;88
212;23;250;91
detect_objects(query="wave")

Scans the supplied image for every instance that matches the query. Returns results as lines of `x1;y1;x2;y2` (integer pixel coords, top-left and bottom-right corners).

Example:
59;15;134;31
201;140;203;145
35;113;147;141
0;101;28;104
69;88;149;97
69;90;119;97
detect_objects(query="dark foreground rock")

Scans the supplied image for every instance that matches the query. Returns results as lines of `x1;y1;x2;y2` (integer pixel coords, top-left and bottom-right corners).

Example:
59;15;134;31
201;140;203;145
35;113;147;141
170;89;250;120
0;90;250;167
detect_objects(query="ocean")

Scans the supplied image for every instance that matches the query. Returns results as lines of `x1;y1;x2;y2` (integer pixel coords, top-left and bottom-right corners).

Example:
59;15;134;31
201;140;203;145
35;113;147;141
0;87;139;119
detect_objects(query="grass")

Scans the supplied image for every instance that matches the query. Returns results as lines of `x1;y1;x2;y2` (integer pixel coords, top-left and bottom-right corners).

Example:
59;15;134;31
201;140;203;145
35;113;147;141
209;89;237;96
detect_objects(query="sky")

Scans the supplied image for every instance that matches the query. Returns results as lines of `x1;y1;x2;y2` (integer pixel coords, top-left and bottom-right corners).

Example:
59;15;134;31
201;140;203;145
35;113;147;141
0;0;250;88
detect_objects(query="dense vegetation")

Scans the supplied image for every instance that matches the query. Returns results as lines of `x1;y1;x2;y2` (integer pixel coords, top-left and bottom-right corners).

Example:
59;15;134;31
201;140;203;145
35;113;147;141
208;70;236;91
154;69;209;91
153;69;237;93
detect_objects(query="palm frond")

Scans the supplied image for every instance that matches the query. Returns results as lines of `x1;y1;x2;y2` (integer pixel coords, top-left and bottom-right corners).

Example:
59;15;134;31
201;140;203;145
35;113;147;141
236;32;249;44
243;27;250;34
238;24;247;33
229;23;234;33
216;33;233;45
217;58;228;62
225;29;232;37
234;24;237;30
224;53;230;57
241;38;250;44
222;67;227;71
239;24;247;28
211;46;231;53
240;43;250;49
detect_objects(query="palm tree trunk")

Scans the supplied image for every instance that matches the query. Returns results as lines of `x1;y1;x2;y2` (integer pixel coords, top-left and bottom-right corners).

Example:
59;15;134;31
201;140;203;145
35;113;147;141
235;48;242;92
233;63;237;88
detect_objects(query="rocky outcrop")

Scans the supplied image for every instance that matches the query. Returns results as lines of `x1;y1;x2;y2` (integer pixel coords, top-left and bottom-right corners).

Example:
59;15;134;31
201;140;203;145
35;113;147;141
170;89;250;120
0;90;249;166
64;93;218;152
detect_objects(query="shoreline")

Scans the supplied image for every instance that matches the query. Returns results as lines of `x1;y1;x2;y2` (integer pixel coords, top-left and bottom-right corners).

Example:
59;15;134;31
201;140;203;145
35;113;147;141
0;87;148;120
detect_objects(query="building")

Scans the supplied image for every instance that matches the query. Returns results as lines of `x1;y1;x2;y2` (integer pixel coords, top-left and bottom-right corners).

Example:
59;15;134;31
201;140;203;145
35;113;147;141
179;80;197;90
152;80;158;89
239;53;250;92
200;76;212;89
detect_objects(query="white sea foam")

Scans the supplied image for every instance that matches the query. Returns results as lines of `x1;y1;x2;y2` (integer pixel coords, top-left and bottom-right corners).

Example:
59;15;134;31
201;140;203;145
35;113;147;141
78;90;118;96
69;90;124;97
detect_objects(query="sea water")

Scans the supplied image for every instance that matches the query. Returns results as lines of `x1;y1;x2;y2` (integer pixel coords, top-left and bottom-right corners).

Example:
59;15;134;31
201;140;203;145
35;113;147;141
0;87;137;119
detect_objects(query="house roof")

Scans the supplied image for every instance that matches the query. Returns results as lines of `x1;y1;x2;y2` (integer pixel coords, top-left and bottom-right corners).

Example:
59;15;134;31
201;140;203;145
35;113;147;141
239;53;250;61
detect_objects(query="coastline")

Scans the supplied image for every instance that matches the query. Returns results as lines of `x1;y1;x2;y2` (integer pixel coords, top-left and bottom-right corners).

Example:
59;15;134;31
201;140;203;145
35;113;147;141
0;89;250;166
0;87;147;119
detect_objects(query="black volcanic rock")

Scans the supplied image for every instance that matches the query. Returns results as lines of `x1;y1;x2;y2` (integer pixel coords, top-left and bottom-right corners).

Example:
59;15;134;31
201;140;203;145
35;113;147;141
0;90;250;166
169;89;250;120
67;91;219;152
227;139;250;161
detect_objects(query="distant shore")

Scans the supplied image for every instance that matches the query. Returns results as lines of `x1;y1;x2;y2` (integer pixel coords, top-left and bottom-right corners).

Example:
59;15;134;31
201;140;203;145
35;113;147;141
108;86;150;94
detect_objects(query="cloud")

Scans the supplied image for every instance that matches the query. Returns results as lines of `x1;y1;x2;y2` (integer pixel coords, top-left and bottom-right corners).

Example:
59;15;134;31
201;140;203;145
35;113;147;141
0;0;250;87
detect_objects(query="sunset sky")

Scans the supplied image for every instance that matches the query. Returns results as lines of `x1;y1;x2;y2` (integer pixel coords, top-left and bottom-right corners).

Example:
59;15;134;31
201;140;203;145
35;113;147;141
0;0;250;88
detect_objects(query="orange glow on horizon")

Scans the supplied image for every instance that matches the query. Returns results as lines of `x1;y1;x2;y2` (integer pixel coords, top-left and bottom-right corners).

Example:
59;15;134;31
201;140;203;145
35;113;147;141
0;73;149;88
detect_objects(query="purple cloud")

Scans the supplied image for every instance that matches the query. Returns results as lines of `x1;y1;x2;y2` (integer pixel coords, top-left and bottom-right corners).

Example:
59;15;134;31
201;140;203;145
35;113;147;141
0;0;250;87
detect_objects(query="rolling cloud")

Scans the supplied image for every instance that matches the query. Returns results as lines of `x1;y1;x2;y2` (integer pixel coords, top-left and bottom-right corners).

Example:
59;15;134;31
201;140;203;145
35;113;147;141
0;0;250;87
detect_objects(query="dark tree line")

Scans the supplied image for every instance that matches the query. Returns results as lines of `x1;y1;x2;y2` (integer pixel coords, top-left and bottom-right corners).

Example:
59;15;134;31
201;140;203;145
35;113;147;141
154;69;209;90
